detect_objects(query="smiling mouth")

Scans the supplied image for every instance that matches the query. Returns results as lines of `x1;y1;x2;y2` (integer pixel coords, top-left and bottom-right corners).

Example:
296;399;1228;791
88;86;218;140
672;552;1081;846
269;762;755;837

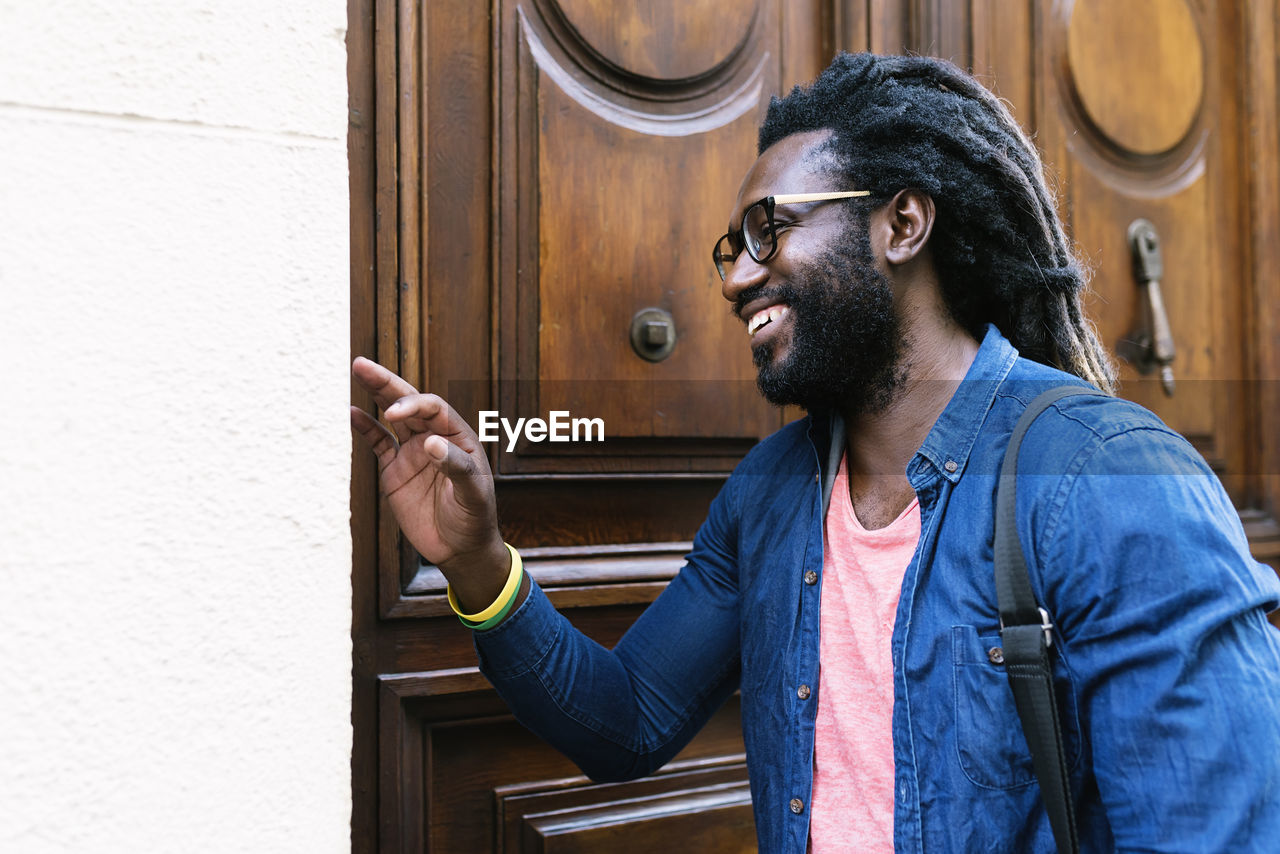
747;305;790;337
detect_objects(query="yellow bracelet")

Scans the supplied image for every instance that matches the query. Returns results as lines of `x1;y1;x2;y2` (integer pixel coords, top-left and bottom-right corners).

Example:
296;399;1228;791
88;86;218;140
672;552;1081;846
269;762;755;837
446;543;523;623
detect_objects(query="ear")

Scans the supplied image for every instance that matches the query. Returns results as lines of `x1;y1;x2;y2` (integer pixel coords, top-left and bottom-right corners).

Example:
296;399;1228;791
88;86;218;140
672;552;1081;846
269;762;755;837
882;189;935;267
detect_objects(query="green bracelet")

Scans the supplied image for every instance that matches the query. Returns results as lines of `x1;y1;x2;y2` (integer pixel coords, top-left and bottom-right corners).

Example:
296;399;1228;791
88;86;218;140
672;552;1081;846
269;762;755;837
448;543;524;631
460;579;522;631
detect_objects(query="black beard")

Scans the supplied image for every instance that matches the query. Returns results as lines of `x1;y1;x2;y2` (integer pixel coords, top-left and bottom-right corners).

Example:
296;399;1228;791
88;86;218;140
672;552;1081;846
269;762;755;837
742;227;905;414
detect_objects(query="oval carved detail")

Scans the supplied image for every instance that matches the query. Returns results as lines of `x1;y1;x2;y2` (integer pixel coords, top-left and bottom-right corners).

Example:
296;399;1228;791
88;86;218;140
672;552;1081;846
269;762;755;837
1065;0;1204;156
553;0;755;82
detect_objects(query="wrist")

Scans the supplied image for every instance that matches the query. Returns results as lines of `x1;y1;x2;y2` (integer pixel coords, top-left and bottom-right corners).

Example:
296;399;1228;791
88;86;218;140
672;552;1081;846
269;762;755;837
440;536;511;614
448;543;524;630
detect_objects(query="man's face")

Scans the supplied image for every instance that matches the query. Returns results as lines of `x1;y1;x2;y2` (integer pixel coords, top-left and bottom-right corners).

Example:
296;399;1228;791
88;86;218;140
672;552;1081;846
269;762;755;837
721;130;906;414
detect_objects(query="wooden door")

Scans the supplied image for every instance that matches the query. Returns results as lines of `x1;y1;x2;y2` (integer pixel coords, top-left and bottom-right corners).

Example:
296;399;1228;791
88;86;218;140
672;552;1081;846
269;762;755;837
350;2;846;851
350;1;1280;850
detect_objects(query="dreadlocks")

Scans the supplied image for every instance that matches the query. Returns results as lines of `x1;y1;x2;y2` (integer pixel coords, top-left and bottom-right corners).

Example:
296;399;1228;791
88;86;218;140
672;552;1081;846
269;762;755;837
759;52;1117;393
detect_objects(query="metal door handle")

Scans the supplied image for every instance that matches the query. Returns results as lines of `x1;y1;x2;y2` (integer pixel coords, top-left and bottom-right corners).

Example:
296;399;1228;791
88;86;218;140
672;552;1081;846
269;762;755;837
1117;218;1176;395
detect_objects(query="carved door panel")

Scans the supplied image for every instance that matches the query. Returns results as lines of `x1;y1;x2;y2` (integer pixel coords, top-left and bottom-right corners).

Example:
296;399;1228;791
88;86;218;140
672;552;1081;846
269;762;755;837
1043;0;1248;495
500;0;778;475
955;0;1280;555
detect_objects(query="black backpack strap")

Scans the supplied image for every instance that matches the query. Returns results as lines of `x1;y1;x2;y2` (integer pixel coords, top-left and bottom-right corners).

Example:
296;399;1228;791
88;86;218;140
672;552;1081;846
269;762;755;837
821;413;847;518
995;385;1104;854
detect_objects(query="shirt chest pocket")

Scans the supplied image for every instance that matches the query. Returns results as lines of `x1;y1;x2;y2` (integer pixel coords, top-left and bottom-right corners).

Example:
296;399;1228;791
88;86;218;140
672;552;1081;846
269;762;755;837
950;624;1082;790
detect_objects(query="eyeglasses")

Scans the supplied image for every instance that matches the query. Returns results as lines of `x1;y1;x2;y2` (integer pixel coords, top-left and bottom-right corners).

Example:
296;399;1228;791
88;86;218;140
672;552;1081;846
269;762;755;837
712;190;872;281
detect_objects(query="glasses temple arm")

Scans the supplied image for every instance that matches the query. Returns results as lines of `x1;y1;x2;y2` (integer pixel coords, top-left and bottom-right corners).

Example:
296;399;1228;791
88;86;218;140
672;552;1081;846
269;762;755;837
771;190;871;204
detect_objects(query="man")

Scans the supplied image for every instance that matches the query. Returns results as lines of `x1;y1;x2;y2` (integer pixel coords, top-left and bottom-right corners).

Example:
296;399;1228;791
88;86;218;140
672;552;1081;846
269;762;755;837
352;53;1280;851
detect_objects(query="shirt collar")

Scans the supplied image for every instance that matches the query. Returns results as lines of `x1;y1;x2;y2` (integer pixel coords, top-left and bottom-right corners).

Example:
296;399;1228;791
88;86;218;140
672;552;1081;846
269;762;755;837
908;324;1018;486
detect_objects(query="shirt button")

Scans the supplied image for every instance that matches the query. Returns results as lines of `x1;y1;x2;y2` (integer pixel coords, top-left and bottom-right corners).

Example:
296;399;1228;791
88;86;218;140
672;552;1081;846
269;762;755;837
804;570;818;586
945;459;958;473
797;684;811;700
790;797;804;814
814;472;820;483
988;646;1005;666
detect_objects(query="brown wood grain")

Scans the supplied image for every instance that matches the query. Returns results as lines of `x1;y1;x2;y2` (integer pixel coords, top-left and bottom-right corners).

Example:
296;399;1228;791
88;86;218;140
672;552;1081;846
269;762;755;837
521;786;754;853
376;671;750;853
1066;0;1204;156
398;0;422;393
553;0;750;81
497;756;753;854
422;0;492;430
868;0;910;54
1243;0;1280;524
969;0;1033;121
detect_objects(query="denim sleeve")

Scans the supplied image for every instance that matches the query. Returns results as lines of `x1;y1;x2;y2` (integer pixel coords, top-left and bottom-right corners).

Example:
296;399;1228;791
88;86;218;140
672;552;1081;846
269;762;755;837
1043;427;1280;851
473;474;743;782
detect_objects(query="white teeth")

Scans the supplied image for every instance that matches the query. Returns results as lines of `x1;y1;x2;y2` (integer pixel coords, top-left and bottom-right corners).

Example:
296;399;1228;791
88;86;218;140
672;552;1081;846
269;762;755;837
747;305;789;336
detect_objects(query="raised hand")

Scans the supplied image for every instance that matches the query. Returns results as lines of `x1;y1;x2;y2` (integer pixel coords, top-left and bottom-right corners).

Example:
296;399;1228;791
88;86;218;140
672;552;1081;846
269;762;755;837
350;357;511;612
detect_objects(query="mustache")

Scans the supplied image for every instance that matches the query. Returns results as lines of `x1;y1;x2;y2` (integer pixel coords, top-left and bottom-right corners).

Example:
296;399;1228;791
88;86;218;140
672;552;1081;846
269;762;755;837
731;282;799;319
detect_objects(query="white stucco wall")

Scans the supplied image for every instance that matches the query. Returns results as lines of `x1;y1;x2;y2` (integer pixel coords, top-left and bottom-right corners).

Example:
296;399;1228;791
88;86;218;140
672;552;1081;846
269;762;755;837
0;2;352;851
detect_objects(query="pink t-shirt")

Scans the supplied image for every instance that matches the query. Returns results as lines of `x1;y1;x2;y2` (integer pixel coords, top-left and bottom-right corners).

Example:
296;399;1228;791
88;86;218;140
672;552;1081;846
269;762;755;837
808;454;921;853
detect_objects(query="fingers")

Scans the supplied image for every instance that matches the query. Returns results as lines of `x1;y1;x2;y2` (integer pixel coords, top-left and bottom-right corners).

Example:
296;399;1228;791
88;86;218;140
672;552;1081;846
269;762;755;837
352;356;420;413
385;392;480;450
352;356;485;478
350;405;399;471
352;357;479;446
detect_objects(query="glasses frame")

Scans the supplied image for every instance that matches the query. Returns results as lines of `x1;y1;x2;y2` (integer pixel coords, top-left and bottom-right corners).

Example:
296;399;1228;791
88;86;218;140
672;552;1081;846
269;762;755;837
712;190;872;281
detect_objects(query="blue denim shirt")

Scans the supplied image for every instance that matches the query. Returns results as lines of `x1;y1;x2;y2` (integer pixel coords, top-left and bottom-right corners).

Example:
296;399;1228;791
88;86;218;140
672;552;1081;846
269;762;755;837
476;326;1280;852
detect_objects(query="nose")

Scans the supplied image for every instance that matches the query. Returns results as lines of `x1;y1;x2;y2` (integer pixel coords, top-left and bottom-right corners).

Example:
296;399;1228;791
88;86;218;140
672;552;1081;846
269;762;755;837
720;250;769;307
